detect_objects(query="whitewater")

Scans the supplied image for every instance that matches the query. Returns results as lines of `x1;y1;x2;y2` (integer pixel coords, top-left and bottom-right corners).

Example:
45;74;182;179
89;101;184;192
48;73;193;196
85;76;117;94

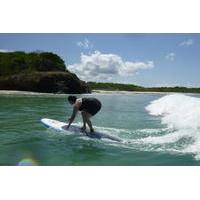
143;94;200;160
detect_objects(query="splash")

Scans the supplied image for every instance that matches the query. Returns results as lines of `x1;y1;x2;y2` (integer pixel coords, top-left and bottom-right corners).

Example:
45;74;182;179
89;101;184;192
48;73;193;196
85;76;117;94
145;94;200;159
146;94;200;130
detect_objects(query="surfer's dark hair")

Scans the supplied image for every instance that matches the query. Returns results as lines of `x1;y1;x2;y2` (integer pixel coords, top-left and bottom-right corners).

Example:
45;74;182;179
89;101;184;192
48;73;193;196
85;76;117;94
68;95;77;103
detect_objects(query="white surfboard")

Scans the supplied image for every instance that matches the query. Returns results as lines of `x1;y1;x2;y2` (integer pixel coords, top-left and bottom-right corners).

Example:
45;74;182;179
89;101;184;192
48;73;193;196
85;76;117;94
41;118;122;142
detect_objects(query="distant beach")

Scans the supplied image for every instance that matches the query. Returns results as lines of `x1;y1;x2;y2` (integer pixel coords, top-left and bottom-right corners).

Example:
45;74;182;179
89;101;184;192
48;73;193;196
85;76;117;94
91;89;173;95
0;90;66;96
0;89;174;96
1;90;199;96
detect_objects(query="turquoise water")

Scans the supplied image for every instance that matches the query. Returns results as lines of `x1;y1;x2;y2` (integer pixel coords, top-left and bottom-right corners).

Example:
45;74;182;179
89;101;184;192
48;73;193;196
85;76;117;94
1;92;200;166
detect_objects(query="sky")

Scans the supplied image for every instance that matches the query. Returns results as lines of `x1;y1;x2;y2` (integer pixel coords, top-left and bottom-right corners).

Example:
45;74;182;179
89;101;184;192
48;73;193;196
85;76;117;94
0;33;199;87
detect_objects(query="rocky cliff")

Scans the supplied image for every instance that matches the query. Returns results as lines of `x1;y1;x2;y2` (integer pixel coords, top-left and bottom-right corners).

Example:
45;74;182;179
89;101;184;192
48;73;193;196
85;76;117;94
0;51;91;94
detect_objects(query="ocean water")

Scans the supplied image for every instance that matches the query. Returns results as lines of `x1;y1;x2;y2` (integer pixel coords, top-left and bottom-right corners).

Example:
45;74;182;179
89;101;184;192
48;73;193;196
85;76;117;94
1;92;200;166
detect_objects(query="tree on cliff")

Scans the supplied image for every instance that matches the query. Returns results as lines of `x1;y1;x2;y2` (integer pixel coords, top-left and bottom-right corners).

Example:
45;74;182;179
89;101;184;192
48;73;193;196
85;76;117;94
0;51;66;76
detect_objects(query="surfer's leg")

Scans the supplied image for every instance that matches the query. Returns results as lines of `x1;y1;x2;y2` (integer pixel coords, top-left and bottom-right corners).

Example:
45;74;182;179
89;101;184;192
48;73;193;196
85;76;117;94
85;113;94;133
81;111;93;131
81;111;87;131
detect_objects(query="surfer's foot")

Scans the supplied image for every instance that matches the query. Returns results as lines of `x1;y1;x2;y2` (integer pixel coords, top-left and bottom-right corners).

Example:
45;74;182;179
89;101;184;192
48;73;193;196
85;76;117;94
90;128;94;133
81;126;86;132
62;125;68;130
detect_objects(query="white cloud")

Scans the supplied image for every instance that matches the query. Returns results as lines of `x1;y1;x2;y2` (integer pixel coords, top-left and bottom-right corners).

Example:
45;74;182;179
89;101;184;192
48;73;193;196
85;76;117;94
76;38;93;49
68;51;154;81
120;61;154;75
179;39;193;47
165;52;176;61
0;49;12;52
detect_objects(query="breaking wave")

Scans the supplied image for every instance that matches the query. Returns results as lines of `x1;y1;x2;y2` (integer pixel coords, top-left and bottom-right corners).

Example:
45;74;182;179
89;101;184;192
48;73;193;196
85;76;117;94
143;94;200;160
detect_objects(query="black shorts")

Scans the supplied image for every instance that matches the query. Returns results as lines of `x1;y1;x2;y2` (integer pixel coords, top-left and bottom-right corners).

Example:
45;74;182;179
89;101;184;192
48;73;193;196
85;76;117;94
82;99;101;116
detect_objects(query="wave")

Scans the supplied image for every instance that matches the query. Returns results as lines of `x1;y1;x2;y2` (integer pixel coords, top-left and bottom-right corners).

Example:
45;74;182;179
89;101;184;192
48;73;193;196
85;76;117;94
146;94;200;130
144;94;200;159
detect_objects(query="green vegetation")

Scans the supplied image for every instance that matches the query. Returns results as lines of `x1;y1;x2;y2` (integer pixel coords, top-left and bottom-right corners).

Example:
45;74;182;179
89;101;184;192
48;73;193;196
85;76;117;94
88;82;145;91
0;51;66;76
88;82;200;93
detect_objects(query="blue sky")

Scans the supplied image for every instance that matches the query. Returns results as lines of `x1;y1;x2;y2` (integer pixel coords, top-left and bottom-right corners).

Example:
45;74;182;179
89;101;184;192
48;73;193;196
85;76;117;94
0;33;199;87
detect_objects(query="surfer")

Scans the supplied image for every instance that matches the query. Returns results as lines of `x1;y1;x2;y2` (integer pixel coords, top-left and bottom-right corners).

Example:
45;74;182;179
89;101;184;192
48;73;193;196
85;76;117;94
66;96;102;133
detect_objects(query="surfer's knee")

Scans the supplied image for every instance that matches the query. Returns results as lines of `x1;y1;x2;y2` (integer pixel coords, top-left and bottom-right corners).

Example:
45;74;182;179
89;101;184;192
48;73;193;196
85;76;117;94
81;111;91;118
81;111;87;117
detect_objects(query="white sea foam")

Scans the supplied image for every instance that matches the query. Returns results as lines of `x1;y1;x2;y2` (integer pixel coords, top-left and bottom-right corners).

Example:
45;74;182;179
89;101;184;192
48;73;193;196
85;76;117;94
145;94;200;159
146;94;200;130
139;129;195;144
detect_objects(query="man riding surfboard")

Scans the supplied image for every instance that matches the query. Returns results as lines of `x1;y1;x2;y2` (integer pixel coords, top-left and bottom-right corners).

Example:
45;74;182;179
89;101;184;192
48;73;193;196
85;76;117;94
66;96;102;133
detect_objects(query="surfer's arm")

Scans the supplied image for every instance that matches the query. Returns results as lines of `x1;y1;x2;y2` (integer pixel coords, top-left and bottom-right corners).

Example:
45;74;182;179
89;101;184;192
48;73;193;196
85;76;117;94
67;106;78;128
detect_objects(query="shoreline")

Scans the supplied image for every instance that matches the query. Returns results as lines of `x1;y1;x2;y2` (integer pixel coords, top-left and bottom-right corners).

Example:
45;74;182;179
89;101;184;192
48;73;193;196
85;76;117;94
0;90;66;96
0;89;179;96
91;89;175;95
